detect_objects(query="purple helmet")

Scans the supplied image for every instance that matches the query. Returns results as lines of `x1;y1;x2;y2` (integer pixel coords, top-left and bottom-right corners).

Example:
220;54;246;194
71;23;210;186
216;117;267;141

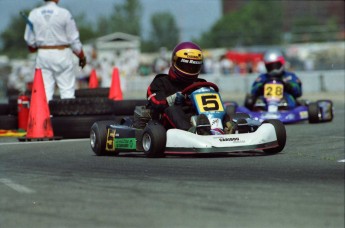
169;41;203;84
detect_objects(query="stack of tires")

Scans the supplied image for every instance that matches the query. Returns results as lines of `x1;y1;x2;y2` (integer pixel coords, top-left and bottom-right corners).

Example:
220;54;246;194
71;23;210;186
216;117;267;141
49;88;147;139
0;102;17;130
0;91;30;130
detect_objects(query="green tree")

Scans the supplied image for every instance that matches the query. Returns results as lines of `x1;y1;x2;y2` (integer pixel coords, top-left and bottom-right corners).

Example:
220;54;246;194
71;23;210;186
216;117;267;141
0;11;30;58
197;0;282;48
95;16;111;36
0;10;97;58
291;16;340;43
74;14;98;43
101;0;142;36
142;12;179;52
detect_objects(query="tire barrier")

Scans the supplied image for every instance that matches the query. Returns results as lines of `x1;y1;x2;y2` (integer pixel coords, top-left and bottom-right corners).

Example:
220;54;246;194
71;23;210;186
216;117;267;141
112;99;147;115
7;96;19;115
1;87;148;138
51;115;126;139
75;88;110;98
49;97;114;116
48;98;147;139
0;115;17;130
0;103;10;115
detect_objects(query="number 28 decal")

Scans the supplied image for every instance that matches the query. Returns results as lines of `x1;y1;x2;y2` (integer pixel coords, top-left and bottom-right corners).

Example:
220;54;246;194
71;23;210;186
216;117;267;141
264;83;284;99
194;93;224;112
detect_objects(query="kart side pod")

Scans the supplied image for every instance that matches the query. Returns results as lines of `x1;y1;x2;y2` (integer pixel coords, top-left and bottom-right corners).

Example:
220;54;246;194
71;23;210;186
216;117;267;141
90;121;143;156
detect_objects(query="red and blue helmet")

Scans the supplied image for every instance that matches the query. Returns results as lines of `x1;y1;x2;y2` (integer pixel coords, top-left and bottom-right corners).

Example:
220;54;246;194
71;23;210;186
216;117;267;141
169;41;203;84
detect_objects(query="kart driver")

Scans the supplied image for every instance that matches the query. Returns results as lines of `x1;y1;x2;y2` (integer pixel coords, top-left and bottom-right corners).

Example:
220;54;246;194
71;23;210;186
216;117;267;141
147;41;229;135
247;49;302;109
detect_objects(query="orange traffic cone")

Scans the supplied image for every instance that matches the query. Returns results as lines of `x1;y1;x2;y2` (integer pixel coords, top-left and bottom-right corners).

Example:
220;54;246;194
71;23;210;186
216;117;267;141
108;67;123;100
18;68;60;141
89;68;99;88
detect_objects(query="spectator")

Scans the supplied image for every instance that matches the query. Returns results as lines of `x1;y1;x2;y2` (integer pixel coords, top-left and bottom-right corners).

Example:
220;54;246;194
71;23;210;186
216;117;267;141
219;55;233;75
153;47;170;74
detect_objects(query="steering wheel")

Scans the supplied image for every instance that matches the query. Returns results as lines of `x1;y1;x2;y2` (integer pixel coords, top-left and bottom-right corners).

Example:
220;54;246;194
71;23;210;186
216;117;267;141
265;76;285;84
181;81;219;95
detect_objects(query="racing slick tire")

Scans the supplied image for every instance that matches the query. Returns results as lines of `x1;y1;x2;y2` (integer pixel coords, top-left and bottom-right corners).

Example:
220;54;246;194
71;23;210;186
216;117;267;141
316;100;333;123
51;115;124;139
90;120;119;156
142;121;166;158
75;88;110;98
308;102;321;123
112;100;148;116
262;119;286;155
0;104;10;115
49;98;114;116
0;115;17;130
244;93;255;110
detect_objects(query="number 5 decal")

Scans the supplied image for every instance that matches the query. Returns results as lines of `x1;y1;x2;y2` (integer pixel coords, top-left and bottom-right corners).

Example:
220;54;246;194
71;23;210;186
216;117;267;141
195;93;224;112
202;95;219;111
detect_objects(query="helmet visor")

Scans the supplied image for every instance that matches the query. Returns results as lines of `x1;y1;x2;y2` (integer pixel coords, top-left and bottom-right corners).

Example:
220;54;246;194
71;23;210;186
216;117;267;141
265;62;283;73
174;57;202;75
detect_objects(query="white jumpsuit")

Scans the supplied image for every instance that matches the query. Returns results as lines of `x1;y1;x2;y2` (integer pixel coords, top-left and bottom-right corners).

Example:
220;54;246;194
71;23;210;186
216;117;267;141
24;1;83;101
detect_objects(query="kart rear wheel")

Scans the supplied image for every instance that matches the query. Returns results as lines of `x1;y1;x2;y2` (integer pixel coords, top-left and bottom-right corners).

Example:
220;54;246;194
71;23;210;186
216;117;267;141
308;102;321;123
142;121;166;158
317;100;333;122
263;119;286;155
90;121;119;156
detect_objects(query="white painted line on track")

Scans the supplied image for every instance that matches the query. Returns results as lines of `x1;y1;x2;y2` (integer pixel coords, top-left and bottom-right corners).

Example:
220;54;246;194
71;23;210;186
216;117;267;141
0;178;35;194
337;159;345;163
329;136;345;139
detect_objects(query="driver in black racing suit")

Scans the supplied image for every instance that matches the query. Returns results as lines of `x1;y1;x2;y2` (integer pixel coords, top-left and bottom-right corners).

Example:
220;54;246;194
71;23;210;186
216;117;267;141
146;41;213;135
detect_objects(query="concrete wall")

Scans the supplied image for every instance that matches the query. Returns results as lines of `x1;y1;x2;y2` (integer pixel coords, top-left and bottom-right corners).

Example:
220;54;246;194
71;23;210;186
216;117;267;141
123;70;345;99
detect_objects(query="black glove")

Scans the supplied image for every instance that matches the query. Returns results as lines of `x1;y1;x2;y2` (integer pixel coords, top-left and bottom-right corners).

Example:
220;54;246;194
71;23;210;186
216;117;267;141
255;86;264;96
79;56;87;69
166;92;185;106
284;82;293;94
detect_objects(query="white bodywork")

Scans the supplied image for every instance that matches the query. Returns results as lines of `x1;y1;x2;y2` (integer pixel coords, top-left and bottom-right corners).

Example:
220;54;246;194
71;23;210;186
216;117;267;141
166;123;277;153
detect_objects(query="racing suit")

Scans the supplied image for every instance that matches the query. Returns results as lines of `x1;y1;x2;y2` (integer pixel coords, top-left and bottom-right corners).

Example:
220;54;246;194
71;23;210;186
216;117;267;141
147;74;206;130
250;71;302;109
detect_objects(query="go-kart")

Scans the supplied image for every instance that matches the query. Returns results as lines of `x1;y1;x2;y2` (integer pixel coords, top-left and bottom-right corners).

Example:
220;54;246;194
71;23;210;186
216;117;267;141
90;82;287;158
226;79;333;124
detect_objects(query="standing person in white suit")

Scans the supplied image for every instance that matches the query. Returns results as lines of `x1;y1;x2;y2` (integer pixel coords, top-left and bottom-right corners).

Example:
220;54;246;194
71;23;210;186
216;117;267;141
24;0;86;102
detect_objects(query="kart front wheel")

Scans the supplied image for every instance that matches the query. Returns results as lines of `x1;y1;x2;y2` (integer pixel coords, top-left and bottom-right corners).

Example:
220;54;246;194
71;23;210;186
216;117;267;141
226;104;237;116
244;93;255;110
142;121;167;158
263;119;286;155
90;121;119;156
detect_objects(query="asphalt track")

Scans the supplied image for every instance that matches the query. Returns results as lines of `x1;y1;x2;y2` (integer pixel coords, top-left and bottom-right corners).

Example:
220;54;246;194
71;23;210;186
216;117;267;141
0;93;344;228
